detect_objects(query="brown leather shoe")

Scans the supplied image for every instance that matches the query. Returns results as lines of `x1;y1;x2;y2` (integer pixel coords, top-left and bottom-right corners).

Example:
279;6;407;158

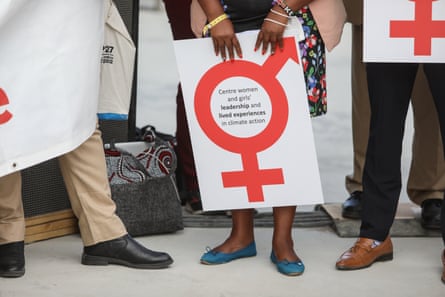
442;250;445;284
336;237;393;270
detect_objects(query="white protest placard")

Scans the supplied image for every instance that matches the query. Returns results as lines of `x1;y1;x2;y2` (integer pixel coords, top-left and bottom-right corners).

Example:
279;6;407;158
173;31;324;211
0;0;104;177
364;0;445;63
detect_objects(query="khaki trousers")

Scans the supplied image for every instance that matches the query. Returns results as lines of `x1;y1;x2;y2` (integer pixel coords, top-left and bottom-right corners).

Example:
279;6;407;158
343;0;445;205
0;127;127;246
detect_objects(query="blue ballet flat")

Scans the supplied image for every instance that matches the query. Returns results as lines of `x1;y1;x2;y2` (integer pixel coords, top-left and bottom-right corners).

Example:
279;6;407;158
270;251;305;276
200;241;257;265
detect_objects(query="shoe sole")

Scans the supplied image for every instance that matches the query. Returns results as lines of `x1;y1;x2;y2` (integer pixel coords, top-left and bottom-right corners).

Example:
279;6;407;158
81;254;173;269
184;205;204;215
281;271;304;277
0;270;25;278
421;222;441;230
200;253;257;265
274;263;304;277
336;252;393;270
341;210;361;220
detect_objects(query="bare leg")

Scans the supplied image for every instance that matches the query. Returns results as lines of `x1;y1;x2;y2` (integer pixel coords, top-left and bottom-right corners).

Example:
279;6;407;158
211;209;255;253
272;206;299;261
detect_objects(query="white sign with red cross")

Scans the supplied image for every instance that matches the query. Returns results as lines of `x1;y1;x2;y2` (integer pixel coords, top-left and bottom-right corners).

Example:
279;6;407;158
364;0;445;63
174;30;324;211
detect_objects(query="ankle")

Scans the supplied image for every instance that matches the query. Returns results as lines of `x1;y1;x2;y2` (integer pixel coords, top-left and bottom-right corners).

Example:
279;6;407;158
272;242;298;262
214;237;255;253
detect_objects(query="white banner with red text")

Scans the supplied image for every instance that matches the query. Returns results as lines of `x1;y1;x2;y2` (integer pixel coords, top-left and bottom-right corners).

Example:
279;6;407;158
364;0;445;63
173;30;324;211
0;0;104;177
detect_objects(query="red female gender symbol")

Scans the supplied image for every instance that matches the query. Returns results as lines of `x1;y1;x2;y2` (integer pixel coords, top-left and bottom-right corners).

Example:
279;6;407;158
194;37;299;202
0;88;13;125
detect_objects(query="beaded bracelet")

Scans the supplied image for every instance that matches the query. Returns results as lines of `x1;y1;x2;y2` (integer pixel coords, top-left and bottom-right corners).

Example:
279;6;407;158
272;0;295;17
202;13;229;37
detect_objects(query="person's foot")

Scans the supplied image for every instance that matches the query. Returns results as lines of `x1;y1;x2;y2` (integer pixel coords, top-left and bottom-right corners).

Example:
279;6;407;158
270;251;305;276
185;195;204;215
342;191;362;219
82;234;173;269
200;241;257;265
421;199;442;230
0;241;25;278
184;191;230;216
336;237;393;270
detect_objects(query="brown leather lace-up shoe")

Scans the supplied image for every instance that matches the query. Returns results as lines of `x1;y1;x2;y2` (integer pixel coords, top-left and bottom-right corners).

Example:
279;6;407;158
336;237;393;270
442;250;445;284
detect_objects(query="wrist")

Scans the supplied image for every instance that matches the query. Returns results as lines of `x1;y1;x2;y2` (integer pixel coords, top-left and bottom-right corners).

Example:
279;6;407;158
268;8;290;22
202;13;229;36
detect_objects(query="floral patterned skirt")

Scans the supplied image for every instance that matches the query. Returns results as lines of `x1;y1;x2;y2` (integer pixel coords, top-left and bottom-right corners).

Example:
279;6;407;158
296;7;327;117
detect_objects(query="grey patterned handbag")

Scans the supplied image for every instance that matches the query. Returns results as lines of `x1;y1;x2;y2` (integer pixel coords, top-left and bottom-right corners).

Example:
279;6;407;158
104;130;183;236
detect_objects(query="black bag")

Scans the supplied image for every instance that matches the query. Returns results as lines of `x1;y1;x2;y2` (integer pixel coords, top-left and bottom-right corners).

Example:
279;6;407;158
104;128;183;236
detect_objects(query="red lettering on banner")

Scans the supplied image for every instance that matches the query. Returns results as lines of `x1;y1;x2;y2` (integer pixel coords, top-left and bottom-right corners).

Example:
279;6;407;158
0;88;13;125
194;38;298;203
390;0;445;56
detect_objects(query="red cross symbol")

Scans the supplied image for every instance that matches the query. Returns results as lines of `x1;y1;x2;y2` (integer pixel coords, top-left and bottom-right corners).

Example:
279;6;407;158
194;37;299;203
0;88;13;125
390;0;445;56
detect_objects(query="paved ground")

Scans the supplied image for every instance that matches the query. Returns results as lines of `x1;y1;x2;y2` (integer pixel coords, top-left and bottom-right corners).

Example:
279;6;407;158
1;4;443;297
1;228;444;297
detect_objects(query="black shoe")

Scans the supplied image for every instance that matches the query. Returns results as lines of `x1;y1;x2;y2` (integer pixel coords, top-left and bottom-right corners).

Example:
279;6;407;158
185;196;204;215
342;191;362;219
0;241;25;278
82;235;173;269
421;199;442;230
184;191;228;216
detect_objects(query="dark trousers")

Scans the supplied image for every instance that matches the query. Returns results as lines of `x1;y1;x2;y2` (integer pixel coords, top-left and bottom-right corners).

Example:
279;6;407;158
163;0;200;195
360;63;445;244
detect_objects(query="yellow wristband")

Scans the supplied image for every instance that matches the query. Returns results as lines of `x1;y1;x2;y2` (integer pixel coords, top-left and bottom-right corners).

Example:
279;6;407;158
202;13;229;36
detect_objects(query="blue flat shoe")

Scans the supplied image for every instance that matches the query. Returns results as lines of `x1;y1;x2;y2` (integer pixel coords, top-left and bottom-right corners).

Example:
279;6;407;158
270;251;305;276
200;241;257;265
